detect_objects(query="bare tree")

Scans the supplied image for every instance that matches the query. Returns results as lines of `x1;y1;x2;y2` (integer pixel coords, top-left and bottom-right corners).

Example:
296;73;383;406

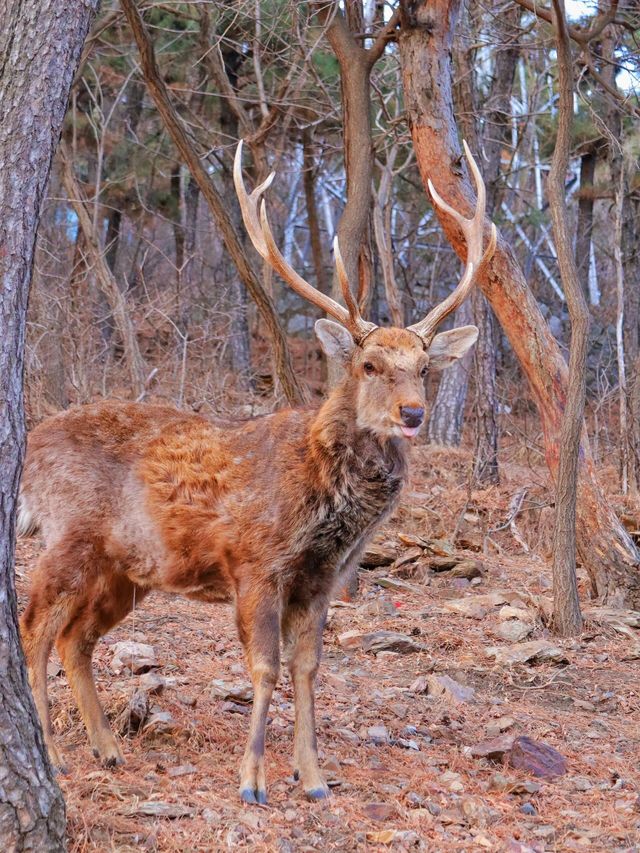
0;0;99;848
547;0;584;636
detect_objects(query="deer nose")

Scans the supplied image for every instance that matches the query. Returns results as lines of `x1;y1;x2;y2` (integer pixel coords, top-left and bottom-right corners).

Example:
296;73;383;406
400;406;425;428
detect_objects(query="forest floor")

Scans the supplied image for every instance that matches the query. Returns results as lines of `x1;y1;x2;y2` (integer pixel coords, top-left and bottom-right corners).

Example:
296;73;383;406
14;444;640;853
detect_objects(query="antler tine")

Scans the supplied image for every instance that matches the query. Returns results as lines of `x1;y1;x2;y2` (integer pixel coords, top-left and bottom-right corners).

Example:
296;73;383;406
333;237;376;340
234;140;376;343
407;140;497;342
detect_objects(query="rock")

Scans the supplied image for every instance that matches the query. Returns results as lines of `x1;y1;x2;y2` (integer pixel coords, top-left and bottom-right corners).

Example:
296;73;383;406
111;641;157;675
117;688;149;734
361;543;397;568
362;631;424;654
571;776;592;791
139;673;166;695
486;716;516;738
425;538;455;556
495;620;534;643
209;679;253;703
363;802;396;821
132;801;195;819
471;734;515;761
366;829;420;845
428;556;459;571
508;736;567;778
202;808;221;824
367;725;389;744
450;560;484;580
442;599;487;620
460;797;488;827
143;710;175;736
426;674;475;704
337;630;364;650
499;605;533;622
488;773;540;794
375;577;422;594
391;547;424;568
485;640;568;666
520;802;537;816
405;791;424;808
168;764;197;777
441;770;464;793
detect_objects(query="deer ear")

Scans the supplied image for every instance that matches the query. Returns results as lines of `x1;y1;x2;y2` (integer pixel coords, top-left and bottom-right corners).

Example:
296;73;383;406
315;319;355;363
428;325;479;370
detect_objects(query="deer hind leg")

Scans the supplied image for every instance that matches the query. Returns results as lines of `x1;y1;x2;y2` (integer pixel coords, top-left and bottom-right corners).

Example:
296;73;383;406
281;598;330;800
55;570;146;768
20;549;71;772
235;586;280;804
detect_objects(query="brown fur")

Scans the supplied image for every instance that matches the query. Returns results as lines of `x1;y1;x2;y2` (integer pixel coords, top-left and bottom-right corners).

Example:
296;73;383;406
19;325;474;802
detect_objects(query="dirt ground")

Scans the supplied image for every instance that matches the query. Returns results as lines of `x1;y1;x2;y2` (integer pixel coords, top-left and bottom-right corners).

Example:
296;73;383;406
14;445;640;852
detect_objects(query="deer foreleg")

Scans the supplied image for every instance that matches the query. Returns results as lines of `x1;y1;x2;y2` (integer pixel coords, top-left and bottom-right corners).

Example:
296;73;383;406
282;600;330;800
236;589;280;804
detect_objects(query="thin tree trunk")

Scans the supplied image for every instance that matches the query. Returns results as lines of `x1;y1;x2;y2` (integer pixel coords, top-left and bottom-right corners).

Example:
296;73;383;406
0;1;99;849
575;148;597;299
302;129;329;295
60;142;147;398
121;0;307;405
547;0;585;636
398;0;640;607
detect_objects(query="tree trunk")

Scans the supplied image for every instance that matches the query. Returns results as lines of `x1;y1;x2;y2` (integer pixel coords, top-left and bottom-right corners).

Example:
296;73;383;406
427;299;474;445
302;129;329;295
547;0;584;636
398;0;640;607
60;142;147;398
0;0;98;849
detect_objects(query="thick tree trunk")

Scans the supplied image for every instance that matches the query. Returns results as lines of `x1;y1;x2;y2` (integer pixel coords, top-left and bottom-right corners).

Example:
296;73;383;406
0;1;98;849
398;0;640;607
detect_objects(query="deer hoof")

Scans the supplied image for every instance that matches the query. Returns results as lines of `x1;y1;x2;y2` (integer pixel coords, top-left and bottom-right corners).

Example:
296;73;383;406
240;787;267;805
305;785;331;801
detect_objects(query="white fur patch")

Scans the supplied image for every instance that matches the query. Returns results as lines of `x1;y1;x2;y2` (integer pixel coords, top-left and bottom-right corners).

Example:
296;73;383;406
17;494;39;537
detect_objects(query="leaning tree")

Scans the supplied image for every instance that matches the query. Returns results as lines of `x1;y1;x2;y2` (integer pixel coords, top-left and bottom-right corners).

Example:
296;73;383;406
0;0;98;849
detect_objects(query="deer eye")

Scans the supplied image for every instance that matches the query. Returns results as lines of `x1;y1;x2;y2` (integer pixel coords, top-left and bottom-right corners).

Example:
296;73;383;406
420;365;428;378
363;362;376;376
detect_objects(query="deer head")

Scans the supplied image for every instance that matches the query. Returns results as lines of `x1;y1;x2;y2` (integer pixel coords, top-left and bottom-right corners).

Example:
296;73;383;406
234;140;497;440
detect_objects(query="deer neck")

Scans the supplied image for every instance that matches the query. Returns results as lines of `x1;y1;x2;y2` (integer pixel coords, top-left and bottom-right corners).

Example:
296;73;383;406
307;378;408;497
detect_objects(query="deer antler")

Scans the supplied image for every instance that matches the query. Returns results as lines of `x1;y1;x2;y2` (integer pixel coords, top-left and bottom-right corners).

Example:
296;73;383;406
407;140;497;343
234;141;376;343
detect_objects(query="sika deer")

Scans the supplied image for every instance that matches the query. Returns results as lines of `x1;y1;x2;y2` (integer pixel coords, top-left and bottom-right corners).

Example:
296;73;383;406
19;140;496;803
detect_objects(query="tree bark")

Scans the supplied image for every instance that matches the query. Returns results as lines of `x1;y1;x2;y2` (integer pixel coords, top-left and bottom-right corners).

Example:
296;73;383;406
0;1;99;849
398;0;640;607
121;0;308;406
547;0;584;636
302;129;329;295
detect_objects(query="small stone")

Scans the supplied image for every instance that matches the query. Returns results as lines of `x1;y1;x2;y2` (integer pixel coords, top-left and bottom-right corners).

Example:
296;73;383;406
363;802;396;821
426;674;475;704
131;801;195;819
111;641;157;675
509;736;567;778
143;710;175;736
496;620;534;643
117;688;149;734
486;716;516;738
168;763;197;778
443;599;487;620
450;560;484;580
362;631;425;654
202;808;220;824
405;791;424;808
471;734;515;762
485;640;568;666
367;725;389;745
520;802;537;816
427;801;441;816
139;673;166;695
571;776;592;791
210;679;253;703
